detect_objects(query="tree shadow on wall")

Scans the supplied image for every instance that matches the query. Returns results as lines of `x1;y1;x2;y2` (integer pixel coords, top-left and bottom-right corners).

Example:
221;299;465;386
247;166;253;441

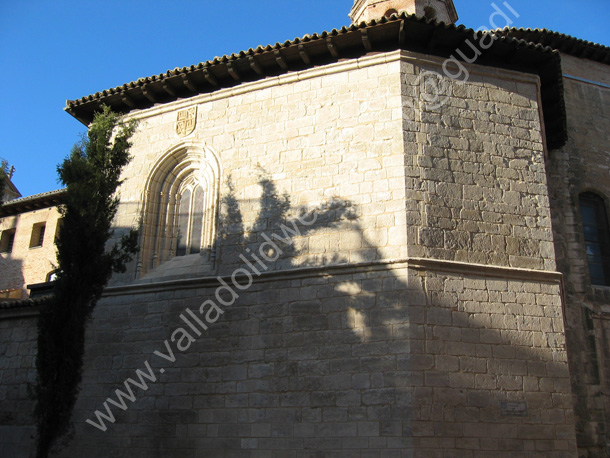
216;171;360;270
63;172;574;457
169;171;571;456
0;252;27;300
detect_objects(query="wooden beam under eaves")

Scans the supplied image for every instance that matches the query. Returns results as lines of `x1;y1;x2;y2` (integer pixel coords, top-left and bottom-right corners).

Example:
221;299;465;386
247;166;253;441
203;68;218;86
227;62;240;81
162;83;177;97
121;93;136;108
326;37;339;58
361;29;372;51
274;49;288;70
298;44;311;64
181;74;197;92
248;56;264;75
142;89;157;103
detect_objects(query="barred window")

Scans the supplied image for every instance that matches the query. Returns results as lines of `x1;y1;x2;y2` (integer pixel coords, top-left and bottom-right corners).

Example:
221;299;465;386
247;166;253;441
30;223;46;248
0;228;16;253
579;192;610;286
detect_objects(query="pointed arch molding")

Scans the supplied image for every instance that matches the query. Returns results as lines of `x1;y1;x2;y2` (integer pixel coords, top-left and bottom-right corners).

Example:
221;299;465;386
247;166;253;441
139;141;221;276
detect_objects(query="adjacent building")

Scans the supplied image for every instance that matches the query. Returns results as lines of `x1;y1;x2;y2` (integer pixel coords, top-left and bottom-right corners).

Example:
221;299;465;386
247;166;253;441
0;184;63;300
1;169;22;203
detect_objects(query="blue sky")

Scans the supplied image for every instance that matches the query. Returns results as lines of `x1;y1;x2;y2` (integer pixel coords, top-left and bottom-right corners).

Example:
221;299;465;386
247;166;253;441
2;0;609;198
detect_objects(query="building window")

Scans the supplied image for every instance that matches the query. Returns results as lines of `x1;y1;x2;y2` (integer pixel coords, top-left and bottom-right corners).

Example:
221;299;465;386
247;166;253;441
176;184;205;257
579;192;610;286
0;229;16;253
140;143;220;275
384;8;398;18
30;223;46;248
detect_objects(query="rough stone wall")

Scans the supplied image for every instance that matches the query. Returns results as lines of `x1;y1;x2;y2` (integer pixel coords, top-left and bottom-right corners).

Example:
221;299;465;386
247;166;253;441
0;50;578;456
398;53;576;455
0;206;61;298
0;308;38;458
41;263;572;458
546;53;610;456
402;56;555;271
110;53;408;285
407;267;575;457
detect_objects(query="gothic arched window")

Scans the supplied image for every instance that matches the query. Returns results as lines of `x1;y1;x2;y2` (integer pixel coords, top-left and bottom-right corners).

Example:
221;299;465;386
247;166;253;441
579;192;610;286
175;183;205;256
139;143;220;276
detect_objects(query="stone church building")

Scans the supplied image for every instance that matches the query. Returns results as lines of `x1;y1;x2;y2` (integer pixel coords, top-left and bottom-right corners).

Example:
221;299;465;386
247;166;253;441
1;0;609;456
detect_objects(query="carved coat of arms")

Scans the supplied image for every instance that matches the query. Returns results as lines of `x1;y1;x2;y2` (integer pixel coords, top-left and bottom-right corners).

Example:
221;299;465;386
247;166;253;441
176;107;197;137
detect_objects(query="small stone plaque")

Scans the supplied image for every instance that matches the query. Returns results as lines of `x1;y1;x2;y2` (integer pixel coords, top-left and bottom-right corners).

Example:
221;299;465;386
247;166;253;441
176;107;197;137
500;401;528;417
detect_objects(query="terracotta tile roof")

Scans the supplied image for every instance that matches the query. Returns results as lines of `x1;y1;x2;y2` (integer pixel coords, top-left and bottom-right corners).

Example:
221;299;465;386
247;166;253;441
0;188;65;217
64;13;568;149
497;28;610;64
0;295;49;310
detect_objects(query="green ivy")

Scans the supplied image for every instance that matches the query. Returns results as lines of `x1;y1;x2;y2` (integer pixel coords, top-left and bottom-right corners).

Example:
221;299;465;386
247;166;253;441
34;107;139;457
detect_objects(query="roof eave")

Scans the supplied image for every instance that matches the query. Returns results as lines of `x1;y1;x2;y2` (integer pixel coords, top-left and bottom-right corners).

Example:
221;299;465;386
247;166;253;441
498;27;610;65
65;14;568;150
0;189;66;217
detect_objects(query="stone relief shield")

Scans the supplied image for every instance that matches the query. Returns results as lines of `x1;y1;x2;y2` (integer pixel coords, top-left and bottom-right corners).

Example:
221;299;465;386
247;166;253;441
176;107;197;137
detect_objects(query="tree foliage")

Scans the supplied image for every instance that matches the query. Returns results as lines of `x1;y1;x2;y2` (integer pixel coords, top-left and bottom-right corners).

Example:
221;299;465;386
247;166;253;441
34;107;139;457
